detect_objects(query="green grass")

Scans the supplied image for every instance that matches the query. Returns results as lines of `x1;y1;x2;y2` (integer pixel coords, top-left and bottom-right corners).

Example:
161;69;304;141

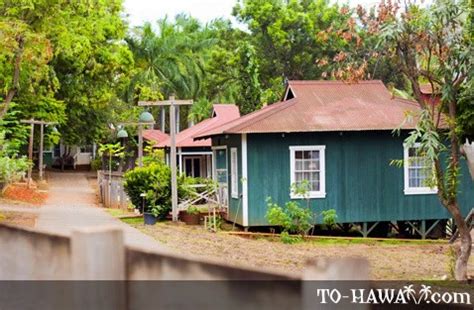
121;217;143;225
307;238;440;246
105;208;136;218
248;233;447;246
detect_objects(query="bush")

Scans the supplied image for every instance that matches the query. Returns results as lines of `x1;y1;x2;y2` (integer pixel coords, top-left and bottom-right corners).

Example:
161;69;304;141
266;182;338;241
123;161;202;219
266;198;313;237
280;231;302;244
0;156;30;186
123;163;171;218
0;131;30;188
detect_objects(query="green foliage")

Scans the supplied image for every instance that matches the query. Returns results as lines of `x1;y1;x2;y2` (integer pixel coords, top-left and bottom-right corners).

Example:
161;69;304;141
188;98;212;123
123;160;204;218
142;143;165;167
235;42;263;114
321;209;337;228
90;157;102;171
233;0;347;82
267;181;338;241
0;0;133;147
0;131;30;185
123;162;172;217
99;142;125;173
186;205;200;215
266;197;313;237
280;231;302;244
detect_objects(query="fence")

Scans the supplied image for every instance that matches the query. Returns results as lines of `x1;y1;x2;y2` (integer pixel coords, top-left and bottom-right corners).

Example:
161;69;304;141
97;170;129;209
0;223;369;309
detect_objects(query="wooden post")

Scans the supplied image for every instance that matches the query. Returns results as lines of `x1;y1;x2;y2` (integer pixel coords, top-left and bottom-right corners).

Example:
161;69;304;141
176;105;180;133
21;119;57;186
170;98;178;221
160;106;166;132
27;122;34;187
178;147;183;173
39;123;44;181
138;125;143;167
138;96;193;222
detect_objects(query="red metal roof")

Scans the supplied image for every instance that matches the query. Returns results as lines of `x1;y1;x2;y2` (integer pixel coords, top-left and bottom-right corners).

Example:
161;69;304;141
143;129;169;145
196;80;424;138
150;104;240;148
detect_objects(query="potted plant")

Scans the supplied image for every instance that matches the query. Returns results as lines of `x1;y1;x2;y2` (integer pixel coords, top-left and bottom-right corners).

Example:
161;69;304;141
179;205;201;225
143;205;160;225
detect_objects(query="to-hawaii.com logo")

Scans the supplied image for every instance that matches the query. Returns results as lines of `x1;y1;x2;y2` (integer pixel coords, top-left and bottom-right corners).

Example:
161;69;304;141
316;284;471;305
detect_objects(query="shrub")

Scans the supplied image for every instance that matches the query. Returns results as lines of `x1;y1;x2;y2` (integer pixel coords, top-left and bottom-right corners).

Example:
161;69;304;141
280;231;302;244
266;182;338;241
186;205;200;215
123;161;201;219
123;163;171;218
0;131;30;188
266;198;313;237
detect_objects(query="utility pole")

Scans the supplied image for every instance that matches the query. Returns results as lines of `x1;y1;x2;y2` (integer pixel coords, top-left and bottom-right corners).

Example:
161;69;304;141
21;119;57;186
138;95;193;221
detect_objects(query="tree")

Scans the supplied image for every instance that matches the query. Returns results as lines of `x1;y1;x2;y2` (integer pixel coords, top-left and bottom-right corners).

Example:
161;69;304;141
233;0;346;83
325;0;472;280
0;0;133;149
235;42;263;114
0;0;59;119
126;15;219;129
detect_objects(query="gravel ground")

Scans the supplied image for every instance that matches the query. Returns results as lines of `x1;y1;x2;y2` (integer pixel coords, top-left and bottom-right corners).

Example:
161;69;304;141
127;220;473;280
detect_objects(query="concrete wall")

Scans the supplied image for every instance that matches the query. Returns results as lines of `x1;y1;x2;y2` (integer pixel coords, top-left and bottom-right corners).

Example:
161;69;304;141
0;223;369;309
0;224;71;280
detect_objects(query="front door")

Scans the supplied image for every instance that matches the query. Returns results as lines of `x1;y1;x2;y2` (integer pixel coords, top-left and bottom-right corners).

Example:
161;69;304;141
213;148;228;207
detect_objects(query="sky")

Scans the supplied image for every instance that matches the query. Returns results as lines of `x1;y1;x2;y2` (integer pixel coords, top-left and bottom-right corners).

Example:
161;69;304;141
123;0;383;27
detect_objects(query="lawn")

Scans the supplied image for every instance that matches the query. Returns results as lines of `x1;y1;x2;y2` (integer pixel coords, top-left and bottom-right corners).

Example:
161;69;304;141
124;220;473;281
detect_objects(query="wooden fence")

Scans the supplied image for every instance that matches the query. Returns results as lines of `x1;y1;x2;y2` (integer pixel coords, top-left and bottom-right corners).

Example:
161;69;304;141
0;223;369;309
97;170;129;209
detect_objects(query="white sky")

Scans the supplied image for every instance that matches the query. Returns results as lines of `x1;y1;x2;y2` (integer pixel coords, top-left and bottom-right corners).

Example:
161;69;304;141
123;0;385;27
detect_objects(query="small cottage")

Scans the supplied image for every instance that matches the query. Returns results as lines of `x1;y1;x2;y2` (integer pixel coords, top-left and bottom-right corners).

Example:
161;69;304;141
195;80;474;237
144;104;240;178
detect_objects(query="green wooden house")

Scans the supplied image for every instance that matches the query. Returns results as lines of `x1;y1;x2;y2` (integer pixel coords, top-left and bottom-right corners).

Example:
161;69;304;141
195;80;474;237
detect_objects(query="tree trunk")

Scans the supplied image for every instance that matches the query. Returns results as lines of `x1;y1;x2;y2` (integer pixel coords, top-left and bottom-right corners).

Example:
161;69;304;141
445;99;471;280
0;36;25;119
449;203;472;280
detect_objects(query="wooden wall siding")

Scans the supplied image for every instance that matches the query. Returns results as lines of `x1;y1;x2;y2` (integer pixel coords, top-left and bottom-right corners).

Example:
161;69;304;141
246;131;474;226
213;135;243;225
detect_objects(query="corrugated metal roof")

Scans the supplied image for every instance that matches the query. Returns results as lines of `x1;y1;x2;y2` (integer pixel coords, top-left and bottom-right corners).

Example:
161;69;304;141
152;104;240;148
143;129;169;145
195;80;424;139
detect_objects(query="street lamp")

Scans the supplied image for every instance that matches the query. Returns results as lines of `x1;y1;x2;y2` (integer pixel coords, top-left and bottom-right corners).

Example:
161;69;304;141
117;128;129;138
139;111;154;123
137;111;155;167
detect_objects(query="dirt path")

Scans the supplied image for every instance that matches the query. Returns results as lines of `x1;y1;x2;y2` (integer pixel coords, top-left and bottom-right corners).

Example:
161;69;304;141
35;171;167;251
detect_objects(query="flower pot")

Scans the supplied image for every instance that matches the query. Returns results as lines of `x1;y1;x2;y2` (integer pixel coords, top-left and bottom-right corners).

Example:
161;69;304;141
143;213;158;225
179;211;200;225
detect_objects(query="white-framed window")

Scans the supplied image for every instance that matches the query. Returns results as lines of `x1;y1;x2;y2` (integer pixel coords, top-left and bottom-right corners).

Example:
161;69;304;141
230;147;239;198
290;145;326;199
404;143;438;195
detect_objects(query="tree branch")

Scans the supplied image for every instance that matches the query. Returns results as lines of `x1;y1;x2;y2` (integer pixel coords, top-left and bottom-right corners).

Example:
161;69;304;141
0;35;25;119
